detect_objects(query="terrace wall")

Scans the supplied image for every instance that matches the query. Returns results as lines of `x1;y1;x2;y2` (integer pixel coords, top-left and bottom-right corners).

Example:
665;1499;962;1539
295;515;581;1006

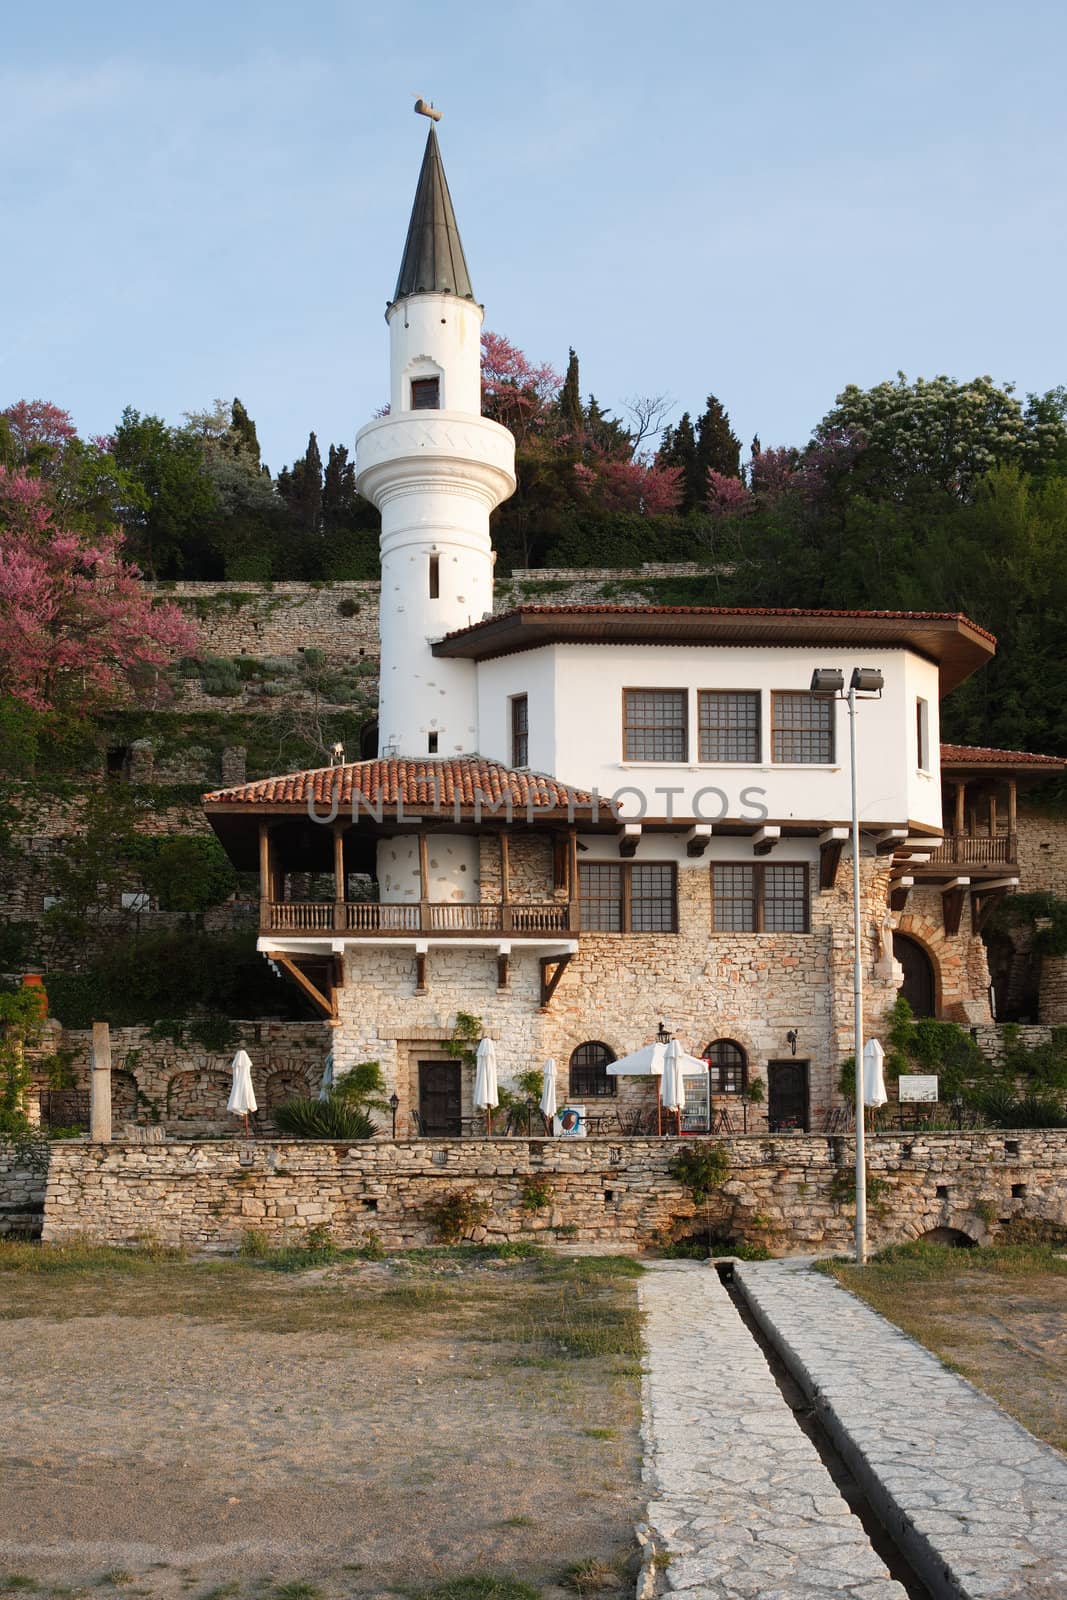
39;1130;1067;1255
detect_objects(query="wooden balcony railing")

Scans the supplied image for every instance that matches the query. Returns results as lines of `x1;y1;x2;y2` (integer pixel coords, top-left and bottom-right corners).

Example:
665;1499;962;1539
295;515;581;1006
926;833;1017;866
262;900;578;936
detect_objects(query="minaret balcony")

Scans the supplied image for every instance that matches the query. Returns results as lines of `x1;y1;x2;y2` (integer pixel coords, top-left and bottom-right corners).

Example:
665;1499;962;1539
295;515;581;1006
354;410;516;509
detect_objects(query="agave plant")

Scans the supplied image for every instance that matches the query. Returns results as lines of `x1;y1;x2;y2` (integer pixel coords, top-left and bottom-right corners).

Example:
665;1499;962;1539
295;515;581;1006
273;1095;377;1140
274;1059;387;1140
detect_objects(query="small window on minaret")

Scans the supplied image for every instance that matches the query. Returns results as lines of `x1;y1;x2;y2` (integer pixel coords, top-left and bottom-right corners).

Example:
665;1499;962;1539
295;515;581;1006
428;731;439;754
411;377;440;410
428;554;440;598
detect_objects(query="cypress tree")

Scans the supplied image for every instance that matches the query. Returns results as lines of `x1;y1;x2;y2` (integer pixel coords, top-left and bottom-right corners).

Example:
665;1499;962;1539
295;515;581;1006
658;412;699;510
558;348;583;431
230;397;261;468
694;394;742;481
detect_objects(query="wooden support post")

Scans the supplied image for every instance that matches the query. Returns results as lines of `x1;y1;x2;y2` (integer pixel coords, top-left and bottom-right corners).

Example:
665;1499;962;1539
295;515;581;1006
333;824;346;931
941;877;971;937
499;831;511;904
568;827;580;929
818;828;848;890
989;793;997;839
415;952;428;994
89;1021;112;1143
497;952;510;990
259;822;271;929
540;952;573;1009
954;781;966;839
268;953;336;1019
889;876;913;912
1008;777;1018;835
418;830;430;932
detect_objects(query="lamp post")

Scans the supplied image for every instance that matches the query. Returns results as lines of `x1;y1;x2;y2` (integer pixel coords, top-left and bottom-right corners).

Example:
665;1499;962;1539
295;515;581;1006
388;1091;399;1140
811;665;884;1265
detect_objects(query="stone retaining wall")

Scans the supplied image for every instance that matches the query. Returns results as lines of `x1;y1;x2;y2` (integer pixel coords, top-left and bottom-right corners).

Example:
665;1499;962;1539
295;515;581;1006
39;1130;1067;1254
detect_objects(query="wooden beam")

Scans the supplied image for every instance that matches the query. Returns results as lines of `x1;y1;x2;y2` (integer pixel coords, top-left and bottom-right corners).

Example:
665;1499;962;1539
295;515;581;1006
259;822;271;919
268;952;336;1019
889;876;913;912
497;952;510;990
499;830;511;904
1008;777;1018;836
875;828;908;854
415;952;428;994
941;877;971;937
818;828;848;890
686;824;713;858
752;825;781;857
618;823;641;858
418;831;430;901
540;952;573;1008
954;780;966;838
989;793;997;839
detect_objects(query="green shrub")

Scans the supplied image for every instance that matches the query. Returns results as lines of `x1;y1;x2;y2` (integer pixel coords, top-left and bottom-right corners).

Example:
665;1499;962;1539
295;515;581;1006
520;1178;554;1211
426;1188;491;1243
668;1142;730;1203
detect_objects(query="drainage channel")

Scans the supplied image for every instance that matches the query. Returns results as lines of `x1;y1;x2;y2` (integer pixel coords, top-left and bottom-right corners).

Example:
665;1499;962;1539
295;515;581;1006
715;1262;933;1600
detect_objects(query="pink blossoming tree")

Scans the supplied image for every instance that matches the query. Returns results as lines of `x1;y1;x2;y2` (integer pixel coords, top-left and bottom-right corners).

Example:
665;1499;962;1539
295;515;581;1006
0;467;196;713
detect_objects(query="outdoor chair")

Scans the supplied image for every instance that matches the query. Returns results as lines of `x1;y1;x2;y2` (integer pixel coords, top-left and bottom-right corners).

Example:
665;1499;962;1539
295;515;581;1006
410;1109;426;1137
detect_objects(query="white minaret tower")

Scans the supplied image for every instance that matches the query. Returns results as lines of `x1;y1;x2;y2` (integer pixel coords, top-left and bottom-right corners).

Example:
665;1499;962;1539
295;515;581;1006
355;116;516;758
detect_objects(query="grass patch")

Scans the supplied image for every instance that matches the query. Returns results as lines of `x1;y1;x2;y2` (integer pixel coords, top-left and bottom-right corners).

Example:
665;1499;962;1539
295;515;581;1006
0;1580;39;1594
95;1575;133;1589
270;1586;321;1600
819;1240;1067;1283
582;1427;616;1440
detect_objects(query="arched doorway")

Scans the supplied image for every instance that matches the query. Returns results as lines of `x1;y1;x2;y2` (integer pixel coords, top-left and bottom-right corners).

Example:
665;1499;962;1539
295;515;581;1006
894;932;936;1018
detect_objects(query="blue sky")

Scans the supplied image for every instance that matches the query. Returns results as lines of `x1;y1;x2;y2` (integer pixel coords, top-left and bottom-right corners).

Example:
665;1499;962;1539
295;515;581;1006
3;0;1065;472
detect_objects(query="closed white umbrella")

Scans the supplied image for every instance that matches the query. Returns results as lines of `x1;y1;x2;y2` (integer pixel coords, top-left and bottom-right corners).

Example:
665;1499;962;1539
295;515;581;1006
228;1049;258;1136
474;1037;499;1136
661;1039;688;1126
539;1058;558;1132
863;1038;888;1108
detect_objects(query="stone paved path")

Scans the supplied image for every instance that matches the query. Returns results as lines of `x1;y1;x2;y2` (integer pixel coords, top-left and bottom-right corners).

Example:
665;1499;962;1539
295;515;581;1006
640;1261;907;1597
735;1260;1067;1600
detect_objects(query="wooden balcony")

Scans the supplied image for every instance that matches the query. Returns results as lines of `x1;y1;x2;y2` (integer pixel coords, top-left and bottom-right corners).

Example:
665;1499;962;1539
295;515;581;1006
262;900;580;937
926;833;1017;868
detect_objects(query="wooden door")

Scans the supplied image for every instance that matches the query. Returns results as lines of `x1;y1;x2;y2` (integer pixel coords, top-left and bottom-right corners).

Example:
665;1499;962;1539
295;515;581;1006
767;1059;809;1132
418;1059;461;1136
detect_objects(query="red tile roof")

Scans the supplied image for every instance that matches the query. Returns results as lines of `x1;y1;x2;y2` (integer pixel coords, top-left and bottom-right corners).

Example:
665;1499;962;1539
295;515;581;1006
940;743;1066;768
203;757;598;812
440;603;998;645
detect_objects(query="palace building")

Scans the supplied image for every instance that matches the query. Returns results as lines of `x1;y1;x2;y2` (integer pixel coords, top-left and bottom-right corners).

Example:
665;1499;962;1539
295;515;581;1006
203;123;1045;1137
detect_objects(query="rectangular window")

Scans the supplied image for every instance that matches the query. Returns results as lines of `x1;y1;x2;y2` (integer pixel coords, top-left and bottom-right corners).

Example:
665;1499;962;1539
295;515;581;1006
771;691;834;763
579;862;677;932
427;731;439;754
698;690;761;762
428;553;440;598
623;689;688;762
411;376;440;409
712;862;810;933
916;697;930;770
510;694;529;767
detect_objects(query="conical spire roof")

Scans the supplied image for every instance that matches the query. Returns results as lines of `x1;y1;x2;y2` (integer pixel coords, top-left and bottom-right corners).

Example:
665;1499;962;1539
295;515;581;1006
391;125;475;304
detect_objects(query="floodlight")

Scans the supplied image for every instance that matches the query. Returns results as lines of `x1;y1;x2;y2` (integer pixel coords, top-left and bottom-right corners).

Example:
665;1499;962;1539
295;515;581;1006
809;668;845;697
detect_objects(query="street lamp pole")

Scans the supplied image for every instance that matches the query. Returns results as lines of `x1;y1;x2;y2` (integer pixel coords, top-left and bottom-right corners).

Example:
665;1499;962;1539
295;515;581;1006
847;679;867;1266
812;665;884;1266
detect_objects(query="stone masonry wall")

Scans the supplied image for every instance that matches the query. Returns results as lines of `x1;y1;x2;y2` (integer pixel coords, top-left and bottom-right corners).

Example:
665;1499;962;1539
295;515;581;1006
39;1130;1067;1255
31;1020;331;1138
0;1149;46;1237
328;849;982;1136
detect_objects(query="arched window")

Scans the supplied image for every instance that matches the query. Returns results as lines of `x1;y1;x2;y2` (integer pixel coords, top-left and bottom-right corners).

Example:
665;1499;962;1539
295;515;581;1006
704;1039;747;1096
569;1041;616;1098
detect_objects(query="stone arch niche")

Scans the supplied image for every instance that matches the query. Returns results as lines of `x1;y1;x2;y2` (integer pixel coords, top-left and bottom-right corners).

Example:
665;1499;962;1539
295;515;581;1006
918;1226;977;1248
264;1066;315;1110
893;931;937;1018
111;1070;139;1123
165;1069;232;1127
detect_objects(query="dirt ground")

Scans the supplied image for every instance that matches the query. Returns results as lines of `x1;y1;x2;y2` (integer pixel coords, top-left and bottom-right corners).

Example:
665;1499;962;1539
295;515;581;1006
0;1244;645;1600
828;1244;1067;1454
